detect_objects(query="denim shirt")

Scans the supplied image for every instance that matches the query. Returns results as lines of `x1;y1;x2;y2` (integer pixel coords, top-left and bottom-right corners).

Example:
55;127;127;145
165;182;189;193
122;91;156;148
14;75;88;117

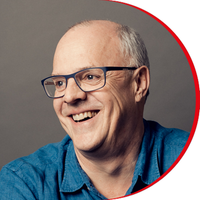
0;120;189;199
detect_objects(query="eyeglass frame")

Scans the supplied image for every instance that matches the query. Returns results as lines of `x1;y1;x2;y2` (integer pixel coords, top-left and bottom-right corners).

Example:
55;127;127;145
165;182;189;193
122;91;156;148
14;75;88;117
41;66;138;99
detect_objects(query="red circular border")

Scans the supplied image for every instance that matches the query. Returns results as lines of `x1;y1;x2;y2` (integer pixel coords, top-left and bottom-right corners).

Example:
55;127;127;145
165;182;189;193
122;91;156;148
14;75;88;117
102;0;200;199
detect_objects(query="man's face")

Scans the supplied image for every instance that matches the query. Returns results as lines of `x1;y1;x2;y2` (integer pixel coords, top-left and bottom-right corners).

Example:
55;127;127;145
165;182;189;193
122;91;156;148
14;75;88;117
53;24;140;156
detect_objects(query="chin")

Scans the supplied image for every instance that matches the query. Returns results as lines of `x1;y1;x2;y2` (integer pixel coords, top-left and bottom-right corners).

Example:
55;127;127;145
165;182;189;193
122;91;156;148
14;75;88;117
73;132;107;154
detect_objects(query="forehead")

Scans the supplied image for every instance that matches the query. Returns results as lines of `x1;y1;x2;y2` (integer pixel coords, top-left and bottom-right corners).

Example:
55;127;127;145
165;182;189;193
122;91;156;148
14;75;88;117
53;24;127;75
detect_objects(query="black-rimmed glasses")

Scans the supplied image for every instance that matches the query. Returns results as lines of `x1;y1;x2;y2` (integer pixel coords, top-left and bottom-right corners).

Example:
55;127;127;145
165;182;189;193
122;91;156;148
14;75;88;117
41;66;137;99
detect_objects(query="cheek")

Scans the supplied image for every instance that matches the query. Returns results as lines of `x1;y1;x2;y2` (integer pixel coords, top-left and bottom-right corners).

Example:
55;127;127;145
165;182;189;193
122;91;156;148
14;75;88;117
97;89;122;126
53;99;62;116
108;87;136;122
105;82;132;108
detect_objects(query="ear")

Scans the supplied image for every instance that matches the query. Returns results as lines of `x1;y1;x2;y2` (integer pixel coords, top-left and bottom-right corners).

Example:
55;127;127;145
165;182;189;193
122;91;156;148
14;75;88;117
134;66;150;103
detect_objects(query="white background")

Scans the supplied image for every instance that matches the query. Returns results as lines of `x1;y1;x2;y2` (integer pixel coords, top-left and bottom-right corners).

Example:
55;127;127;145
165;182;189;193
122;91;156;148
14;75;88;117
114;0;200;199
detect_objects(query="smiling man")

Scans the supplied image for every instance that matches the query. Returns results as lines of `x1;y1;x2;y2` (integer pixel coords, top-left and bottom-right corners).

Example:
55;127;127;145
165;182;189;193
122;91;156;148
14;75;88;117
0;20;189;200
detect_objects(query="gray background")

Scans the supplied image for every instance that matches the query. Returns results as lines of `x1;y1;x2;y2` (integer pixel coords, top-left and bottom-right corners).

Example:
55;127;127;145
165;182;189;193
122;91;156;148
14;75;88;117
0;0;196;169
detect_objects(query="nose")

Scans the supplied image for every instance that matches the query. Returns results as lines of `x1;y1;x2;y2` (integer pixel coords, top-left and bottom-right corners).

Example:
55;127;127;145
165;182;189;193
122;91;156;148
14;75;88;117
63;78;87;104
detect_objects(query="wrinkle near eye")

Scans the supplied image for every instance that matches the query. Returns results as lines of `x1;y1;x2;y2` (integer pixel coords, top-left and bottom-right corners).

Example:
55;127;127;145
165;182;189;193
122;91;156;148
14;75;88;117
106;71;127;83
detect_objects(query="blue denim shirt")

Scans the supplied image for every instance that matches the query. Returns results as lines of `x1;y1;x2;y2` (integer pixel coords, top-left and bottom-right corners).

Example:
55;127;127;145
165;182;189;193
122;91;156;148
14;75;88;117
0;120;189;199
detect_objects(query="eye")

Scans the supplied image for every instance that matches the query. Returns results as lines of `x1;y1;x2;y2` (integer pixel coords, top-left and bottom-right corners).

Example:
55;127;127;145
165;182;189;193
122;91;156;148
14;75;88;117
75;68;103;85
87;75;94;80
56;81;64;87
53;79;66;91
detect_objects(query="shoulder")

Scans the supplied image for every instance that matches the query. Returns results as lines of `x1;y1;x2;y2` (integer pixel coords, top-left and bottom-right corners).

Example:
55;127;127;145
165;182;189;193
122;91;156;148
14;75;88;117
145;120;190;173
4;135;71;172
0;135;72;199
146;120;189;147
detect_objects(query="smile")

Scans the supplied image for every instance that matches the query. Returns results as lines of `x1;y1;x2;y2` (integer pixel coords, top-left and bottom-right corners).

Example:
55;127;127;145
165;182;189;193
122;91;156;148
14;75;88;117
72;111;99;122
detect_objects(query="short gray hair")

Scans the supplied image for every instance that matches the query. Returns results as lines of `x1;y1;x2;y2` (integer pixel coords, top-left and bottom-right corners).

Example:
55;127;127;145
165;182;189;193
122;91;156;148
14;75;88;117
116;24;150;99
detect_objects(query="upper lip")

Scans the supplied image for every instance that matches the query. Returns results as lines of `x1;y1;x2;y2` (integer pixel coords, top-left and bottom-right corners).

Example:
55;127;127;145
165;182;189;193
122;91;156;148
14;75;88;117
67;109;100;117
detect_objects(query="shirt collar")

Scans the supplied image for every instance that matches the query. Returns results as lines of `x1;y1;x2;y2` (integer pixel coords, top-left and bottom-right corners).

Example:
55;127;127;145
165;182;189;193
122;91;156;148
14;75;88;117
134;119;161;185
60;141;87;193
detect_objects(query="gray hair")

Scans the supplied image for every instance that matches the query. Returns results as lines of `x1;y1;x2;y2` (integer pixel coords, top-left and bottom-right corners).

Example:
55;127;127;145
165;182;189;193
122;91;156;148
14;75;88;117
116;25;150;99
116;25;150;69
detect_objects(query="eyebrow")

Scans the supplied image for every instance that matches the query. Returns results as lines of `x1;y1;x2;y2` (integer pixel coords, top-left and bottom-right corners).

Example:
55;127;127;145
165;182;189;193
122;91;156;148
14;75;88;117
51;65;96;76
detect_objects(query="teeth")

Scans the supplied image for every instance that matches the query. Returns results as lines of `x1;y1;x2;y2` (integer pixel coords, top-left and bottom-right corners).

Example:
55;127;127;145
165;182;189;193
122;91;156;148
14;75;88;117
72;111;98;122
88;111;91;118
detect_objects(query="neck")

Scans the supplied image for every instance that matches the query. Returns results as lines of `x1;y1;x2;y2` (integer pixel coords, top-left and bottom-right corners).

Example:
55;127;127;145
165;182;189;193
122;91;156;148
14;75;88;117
74;120;144;199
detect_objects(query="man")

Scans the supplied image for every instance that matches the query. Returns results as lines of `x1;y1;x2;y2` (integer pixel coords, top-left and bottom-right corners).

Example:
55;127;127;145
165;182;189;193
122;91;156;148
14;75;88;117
0;20;189;199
